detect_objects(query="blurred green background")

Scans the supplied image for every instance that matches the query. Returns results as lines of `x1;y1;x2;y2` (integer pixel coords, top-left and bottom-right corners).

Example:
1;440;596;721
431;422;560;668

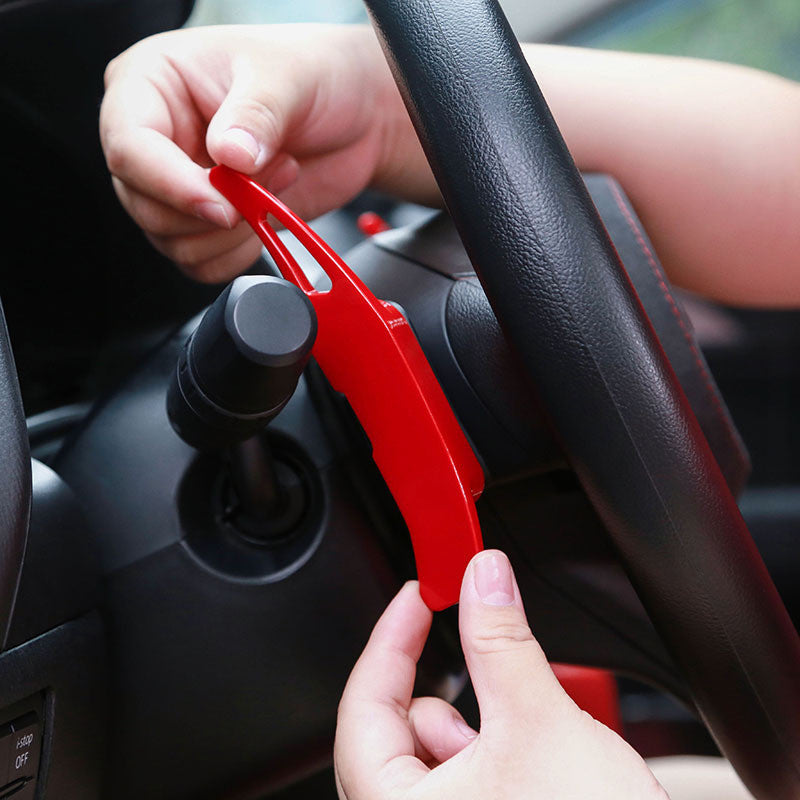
187;0;800;80
569;0;800;80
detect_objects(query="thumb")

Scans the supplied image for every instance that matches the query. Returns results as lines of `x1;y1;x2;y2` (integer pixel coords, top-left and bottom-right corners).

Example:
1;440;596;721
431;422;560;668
206;65;305;175
459;550;569;732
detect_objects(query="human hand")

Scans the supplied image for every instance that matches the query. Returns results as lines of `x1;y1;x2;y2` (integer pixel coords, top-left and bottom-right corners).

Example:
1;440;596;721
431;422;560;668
335;550;667;800
99;24;434;282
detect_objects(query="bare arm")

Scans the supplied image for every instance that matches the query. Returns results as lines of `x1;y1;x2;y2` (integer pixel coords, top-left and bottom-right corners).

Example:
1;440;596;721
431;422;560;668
522;45;800;307
379;43;800;307
102;26;800;306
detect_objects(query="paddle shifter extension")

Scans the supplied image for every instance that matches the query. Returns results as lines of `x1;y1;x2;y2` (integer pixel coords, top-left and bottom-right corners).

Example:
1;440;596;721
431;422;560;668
172;166;484;609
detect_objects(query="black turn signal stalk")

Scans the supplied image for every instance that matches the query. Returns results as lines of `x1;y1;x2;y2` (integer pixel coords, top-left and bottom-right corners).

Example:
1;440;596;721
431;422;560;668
168;275;317;539
167;275;317;451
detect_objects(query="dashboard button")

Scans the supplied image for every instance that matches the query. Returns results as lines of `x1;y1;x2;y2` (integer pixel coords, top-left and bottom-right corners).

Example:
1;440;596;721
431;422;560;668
7;715;39;783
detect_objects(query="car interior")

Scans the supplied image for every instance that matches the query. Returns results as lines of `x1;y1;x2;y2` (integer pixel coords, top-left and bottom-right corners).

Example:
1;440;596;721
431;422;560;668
2;0;800;798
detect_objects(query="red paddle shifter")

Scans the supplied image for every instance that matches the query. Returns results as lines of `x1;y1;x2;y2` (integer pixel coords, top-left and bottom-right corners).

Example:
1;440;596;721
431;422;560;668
210;166;484;610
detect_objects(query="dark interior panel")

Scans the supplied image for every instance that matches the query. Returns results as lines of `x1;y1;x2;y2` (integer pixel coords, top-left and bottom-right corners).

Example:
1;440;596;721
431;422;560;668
0;0;211;416
0;615;107;799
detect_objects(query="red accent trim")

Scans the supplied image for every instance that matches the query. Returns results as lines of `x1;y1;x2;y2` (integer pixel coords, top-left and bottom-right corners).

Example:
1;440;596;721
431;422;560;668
210;166;484;610
551;663;623;735
605;178;732;438
357;211;391;237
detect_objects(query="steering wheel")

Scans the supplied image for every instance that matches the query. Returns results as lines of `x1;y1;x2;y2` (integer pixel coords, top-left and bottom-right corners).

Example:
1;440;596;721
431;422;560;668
362;0;800;796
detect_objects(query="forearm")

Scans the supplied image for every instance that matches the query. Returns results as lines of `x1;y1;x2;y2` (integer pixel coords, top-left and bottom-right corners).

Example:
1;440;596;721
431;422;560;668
375;43;800;307
526;45;800;307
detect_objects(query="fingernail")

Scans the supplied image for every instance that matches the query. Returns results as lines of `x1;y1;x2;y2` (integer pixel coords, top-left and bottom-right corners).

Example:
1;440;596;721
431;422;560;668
195;201;231;229
454;716;478;741
223;127;261;166
473;551;514;606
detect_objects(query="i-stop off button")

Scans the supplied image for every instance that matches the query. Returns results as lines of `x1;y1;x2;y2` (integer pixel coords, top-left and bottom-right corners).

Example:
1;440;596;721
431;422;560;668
7;713;40;784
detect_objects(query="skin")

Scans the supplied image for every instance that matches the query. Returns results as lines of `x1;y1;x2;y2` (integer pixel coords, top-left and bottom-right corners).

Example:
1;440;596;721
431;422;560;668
99;24;800;305
100;25;421;282
99;23;799;795
334;550;667;800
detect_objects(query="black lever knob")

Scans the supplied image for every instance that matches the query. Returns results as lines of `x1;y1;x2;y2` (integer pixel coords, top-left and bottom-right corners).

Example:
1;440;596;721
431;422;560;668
167;275;317;450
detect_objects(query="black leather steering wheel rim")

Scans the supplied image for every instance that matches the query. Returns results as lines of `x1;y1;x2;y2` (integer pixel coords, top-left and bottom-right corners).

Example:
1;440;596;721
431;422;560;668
362;1;800;796
0;299;29;651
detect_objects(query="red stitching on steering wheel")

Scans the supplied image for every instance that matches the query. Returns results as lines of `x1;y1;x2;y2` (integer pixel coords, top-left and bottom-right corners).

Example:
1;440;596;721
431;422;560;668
606;177;734;442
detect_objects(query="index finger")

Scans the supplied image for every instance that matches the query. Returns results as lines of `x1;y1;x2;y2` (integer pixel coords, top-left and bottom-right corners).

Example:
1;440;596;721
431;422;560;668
335;582;433;799
100;74;240;225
